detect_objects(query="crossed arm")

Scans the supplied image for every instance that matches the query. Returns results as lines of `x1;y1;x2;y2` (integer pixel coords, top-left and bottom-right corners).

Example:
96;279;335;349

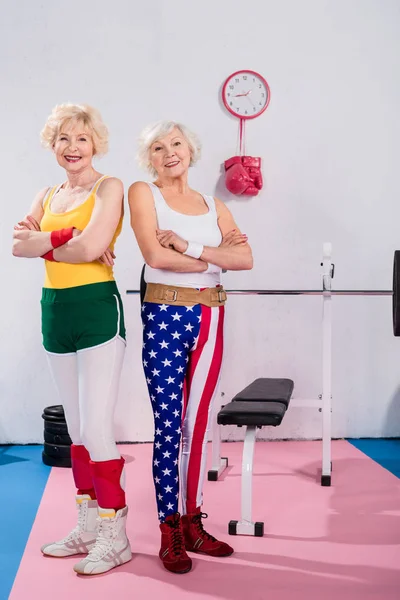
12;187;53;257
12;179;124;265
128;182;253;272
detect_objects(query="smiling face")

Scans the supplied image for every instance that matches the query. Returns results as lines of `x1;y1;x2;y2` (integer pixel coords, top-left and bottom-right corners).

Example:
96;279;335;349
53;119;95;173
149;127;192;180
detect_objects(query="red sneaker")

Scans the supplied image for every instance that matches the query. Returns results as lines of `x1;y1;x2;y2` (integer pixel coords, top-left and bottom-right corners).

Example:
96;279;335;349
159;513;192;574
182;508;234;557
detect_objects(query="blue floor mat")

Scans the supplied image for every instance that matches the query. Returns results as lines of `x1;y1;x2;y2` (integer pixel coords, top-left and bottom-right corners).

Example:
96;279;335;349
0;445;50;600
348;438;400;478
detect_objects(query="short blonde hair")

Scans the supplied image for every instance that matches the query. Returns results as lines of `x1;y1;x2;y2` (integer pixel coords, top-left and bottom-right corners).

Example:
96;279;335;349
137;120;201;178
40;103;109;155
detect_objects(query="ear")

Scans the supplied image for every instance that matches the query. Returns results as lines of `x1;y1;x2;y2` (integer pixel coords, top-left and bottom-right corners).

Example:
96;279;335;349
188;147;194;166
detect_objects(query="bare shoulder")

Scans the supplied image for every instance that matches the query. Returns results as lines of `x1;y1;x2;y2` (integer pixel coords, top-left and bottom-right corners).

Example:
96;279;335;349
128;181;153;204
33;186;51;211
128;180;151;194
98;176;124;197
35;186;51;203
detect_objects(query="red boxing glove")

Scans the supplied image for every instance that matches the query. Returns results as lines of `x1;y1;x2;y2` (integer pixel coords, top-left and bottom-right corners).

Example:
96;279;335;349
225;157;252;195
242;156;263;194
224;156;263;196
50;227;74;248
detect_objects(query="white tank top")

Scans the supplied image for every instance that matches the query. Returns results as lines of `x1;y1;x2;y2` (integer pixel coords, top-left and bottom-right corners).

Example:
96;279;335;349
144;182;222;288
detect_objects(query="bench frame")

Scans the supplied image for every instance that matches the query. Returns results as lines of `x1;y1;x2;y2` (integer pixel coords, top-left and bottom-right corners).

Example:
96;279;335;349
208;243;333;535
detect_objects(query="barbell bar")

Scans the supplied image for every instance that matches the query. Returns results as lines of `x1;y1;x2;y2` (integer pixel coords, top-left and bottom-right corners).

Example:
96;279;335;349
127;288;392;296
126;251;400;335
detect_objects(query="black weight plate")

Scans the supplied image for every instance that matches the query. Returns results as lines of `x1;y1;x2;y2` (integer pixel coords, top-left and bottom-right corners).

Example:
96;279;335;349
43;442;71;458
42;451;71;468
42;413;66;423
44;422;69;435
42;405;65;418
44;430;72;445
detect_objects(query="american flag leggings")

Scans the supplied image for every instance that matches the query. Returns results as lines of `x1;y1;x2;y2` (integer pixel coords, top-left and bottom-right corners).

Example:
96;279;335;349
141;301;224;522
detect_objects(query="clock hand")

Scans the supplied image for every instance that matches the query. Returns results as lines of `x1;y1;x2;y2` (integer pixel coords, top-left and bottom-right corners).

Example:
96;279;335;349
234;90;251;97
246;95;256;108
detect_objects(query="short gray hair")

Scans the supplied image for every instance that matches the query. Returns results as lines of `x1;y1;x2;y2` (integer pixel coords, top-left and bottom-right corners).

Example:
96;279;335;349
137;120;201;178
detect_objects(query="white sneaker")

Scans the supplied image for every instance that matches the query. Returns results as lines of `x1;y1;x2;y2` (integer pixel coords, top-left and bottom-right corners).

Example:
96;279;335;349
41;495;98;557
73;506;132;575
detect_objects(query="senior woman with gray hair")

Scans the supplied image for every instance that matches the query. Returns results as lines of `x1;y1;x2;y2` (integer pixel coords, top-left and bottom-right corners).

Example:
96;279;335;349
129;120;253;574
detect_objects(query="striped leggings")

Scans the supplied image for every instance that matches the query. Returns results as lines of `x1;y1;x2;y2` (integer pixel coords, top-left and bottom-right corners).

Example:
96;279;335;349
141;301;224;522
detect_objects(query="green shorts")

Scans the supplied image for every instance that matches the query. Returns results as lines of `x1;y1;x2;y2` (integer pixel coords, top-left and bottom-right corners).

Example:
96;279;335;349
41;281;126;354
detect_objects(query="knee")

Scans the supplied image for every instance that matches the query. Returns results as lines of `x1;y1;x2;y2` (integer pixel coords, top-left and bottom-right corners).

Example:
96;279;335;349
80;424;115;460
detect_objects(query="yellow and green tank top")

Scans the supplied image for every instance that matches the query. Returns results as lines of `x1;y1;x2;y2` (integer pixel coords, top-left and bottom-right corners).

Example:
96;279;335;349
40;175;123;289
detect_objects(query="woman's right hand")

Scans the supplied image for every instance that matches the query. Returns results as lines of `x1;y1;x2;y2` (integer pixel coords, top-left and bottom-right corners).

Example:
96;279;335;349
14;215;41;231
220;230;248;247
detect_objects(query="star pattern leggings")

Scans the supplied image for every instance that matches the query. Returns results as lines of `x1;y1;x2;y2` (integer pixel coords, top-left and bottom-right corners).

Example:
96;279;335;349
141;300;224;522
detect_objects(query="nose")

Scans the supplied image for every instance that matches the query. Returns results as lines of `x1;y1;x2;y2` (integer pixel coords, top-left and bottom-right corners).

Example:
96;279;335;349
67;140;79;152
165;146;176;158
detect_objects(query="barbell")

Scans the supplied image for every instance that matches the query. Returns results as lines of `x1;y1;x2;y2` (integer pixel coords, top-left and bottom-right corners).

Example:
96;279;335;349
127;251;400;336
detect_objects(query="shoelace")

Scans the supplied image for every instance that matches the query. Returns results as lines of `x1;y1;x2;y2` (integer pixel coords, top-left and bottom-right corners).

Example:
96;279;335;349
86;518;115;561
165;516;185;556
76;503;87;532
192;512;217;542
61;503;88;542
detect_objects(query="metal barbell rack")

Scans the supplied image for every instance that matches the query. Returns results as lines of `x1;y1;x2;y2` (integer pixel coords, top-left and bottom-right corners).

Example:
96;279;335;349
126;243;394;486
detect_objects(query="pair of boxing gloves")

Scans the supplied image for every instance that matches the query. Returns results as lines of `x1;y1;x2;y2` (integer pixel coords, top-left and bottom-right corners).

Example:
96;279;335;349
224;155;263;196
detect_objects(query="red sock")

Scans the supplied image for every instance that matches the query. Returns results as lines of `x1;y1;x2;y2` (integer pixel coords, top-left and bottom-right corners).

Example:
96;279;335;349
71;445;95;498
90;458;126;511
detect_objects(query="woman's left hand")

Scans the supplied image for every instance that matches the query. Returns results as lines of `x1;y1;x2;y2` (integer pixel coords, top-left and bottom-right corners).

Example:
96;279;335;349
156;229;188;254
98;248;115;266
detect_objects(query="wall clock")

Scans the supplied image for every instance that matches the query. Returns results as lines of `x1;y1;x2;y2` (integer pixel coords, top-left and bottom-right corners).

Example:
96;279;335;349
222;70;270;120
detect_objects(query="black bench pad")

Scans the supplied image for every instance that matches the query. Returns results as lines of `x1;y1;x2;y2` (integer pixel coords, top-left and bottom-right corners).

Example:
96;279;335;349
217;401;287;427
233;378;294;408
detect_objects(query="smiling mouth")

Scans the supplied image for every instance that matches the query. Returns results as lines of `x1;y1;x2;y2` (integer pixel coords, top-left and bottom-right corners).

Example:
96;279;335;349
165;160;180;168
64;155;82;163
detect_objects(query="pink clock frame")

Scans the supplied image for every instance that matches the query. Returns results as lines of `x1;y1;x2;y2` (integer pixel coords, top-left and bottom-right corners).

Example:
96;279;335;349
222;69;271;120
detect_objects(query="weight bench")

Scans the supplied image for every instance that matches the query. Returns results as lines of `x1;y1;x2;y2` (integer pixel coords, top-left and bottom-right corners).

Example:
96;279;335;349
215;377;293;536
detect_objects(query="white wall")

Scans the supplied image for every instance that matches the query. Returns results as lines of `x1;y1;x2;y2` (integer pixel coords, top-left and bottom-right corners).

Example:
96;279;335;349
1;0;400;443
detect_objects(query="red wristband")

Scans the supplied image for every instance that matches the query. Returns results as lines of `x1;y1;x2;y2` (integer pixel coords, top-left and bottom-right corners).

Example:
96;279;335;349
50;227;74;249
41;250;57;261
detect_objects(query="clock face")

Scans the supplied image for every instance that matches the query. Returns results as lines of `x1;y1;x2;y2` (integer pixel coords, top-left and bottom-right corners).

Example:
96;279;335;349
222;70;270;120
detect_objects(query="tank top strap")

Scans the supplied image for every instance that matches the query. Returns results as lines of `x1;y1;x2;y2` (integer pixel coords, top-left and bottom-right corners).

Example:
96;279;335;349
203;194;217;214
147;182;167;209
43;185;60;212
92;175;111;195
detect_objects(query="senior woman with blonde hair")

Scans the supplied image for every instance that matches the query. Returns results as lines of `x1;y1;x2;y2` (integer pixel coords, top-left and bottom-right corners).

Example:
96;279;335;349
12;103;131;575
129;120;253;574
